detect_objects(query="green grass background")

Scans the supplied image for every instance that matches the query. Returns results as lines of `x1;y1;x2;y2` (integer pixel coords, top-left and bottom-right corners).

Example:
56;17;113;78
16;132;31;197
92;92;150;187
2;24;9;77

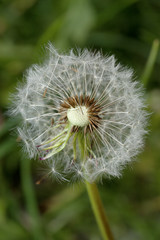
0;0;160;239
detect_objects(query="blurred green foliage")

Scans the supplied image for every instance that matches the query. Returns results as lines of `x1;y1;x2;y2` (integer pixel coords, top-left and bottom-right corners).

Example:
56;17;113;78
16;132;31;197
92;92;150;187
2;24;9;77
0;0;160;239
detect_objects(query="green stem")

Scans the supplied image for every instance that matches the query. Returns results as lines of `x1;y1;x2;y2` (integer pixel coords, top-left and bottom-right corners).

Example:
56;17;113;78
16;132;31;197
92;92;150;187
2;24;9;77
85;181;114;240
77;131;114;239
141;39;159;87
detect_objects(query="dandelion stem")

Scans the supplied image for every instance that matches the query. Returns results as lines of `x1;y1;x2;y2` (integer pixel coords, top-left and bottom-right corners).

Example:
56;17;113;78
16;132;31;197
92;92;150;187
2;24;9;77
85;181;114;240
141;39;159;87
78;131;114;240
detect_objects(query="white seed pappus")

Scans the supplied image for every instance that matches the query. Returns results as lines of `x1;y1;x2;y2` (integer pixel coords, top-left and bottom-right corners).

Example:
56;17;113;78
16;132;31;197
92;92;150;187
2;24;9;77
10;44;148;182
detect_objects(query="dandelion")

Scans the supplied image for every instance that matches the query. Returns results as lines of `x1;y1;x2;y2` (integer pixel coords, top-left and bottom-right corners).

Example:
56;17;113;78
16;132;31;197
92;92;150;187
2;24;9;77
10;44;147;183
10;44;148;240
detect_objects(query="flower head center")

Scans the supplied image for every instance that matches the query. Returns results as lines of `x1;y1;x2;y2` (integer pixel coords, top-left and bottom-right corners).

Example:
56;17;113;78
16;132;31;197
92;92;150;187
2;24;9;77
67;106;89;127
60;95;101;132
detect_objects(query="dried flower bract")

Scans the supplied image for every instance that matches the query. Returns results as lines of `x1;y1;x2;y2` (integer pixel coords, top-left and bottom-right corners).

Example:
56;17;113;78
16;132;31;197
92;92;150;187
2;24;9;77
10;44;148;182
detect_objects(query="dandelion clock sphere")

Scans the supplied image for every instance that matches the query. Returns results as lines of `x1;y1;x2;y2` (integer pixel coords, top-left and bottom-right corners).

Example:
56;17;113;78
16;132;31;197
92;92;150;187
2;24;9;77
10;44;147;182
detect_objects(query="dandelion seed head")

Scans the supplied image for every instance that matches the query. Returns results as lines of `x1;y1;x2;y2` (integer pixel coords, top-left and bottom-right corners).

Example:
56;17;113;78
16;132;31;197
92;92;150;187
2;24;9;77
9;44;148;183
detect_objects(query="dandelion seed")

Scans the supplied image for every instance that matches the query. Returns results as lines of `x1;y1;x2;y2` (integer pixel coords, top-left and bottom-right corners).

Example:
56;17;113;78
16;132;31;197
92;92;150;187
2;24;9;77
9;44;148;182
